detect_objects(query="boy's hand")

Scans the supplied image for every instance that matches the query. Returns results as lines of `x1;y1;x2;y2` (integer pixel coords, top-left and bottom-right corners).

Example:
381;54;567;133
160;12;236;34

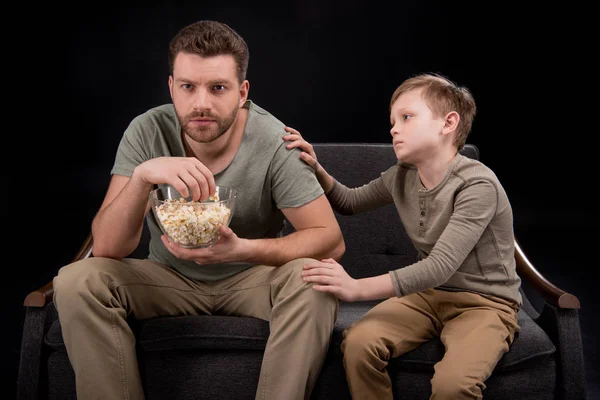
282;126;334;192
282;127;320;171
302;258;361;302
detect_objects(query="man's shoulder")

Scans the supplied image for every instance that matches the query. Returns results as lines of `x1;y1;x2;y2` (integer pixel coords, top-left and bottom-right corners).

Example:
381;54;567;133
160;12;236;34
243;100;289;153
126;104;177;136
147;103;176;115
246;100;285;134
132;104;176;124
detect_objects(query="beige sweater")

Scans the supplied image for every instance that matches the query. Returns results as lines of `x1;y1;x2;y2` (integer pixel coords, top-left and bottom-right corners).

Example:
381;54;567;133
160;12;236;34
326;153;522;307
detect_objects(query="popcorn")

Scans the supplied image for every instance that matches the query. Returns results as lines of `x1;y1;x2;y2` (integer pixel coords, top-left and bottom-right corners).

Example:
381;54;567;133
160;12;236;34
154;196;231;247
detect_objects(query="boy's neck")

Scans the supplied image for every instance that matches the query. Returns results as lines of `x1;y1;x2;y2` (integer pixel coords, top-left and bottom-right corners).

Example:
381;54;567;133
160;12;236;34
416;147;458;190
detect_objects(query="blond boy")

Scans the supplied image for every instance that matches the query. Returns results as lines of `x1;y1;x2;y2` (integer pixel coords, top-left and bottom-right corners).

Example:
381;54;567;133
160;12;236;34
283;73;521;399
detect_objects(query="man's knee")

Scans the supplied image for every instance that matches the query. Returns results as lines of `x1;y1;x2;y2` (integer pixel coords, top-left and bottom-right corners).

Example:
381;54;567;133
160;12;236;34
276;257;316;292
278;258;338;314
279;257;316;275
53;257;123;308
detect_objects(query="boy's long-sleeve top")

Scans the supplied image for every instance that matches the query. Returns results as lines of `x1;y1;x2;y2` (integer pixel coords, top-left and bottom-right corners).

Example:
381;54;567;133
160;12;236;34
326;153;522;307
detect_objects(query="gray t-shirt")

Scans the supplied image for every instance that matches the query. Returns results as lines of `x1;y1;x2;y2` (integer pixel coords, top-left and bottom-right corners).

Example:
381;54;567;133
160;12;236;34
111;100;324;281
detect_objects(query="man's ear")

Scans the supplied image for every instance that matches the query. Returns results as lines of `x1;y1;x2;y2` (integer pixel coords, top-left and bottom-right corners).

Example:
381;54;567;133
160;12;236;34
441;111;460;136
239;80;249;107
168;75;174;99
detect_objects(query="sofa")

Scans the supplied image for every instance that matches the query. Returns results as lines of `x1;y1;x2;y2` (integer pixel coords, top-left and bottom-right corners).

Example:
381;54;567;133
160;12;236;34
18;143;586;399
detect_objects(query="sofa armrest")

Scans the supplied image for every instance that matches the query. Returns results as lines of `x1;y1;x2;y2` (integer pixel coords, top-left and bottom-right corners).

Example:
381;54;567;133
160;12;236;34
536;302;586;399
23;233;94;307
514;239;580;309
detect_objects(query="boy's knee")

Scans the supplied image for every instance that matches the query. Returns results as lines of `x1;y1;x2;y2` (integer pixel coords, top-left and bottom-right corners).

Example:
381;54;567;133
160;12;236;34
342;323;386;363
431;369;484;399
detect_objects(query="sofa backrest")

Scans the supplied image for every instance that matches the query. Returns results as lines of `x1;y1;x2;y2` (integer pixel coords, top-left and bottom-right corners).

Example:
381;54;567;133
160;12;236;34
131;143;479;280
282;143;479;278
294;144;418;278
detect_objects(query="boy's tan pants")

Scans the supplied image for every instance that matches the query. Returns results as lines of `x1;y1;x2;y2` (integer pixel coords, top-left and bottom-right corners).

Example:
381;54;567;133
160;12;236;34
341;288;520;400
53;256;338;400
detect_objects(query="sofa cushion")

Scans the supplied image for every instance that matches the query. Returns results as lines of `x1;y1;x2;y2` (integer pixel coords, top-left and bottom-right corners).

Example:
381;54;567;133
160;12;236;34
45;304;555;373
330;303;556;372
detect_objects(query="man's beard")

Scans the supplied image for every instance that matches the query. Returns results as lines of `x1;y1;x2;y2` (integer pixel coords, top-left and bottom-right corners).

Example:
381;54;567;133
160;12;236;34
178;106;238;143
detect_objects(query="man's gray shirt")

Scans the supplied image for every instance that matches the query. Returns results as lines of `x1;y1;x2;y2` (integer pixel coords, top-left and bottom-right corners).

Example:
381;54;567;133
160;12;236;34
111;100;323;281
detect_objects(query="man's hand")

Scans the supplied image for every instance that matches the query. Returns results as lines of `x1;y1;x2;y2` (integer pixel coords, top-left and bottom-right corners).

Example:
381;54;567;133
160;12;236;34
301;258;362;302
161;225;252;265
133;156;216;201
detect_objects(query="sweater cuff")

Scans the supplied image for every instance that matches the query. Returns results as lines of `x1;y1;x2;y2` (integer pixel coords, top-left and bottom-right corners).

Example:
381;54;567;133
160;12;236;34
389;270;405;297
325;178;338;197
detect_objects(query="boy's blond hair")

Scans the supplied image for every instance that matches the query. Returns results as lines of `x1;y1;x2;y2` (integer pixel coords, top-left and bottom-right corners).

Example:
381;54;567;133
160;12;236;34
390;73;477;150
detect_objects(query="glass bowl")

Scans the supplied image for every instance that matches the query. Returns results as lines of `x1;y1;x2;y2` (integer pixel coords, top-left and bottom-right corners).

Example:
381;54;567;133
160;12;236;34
149;185;237;248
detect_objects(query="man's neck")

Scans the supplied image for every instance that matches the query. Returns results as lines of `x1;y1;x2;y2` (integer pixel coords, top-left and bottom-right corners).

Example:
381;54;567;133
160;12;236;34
184;107;248;174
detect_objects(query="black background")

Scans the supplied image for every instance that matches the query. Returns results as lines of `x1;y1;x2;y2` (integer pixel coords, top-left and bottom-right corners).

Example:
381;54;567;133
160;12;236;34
4;1;596;397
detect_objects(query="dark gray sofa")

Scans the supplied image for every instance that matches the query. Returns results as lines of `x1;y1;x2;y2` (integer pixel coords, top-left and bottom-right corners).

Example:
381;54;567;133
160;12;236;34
18;143;586;399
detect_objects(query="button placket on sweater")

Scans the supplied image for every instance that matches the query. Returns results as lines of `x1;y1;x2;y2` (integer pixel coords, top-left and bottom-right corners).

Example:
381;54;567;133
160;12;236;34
418;194;426;236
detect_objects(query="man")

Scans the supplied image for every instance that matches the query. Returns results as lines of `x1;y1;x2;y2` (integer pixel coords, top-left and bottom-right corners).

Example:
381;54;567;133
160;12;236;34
53;20;345;400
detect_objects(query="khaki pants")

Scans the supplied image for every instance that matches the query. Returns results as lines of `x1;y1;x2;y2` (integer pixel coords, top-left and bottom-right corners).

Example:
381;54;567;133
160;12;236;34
341;288;519;400
53;257;338;400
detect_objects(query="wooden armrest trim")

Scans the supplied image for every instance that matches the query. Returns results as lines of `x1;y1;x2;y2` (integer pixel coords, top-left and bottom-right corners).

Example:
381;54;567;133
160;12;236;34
23;233;94;308
72;234;94;262
24;281;54;307
514;239;580;309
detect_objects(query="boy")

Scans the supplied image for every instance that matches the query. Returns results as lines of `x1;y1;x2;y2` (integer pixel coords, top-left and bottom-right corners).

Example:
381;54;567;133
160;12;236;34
283;73;522;399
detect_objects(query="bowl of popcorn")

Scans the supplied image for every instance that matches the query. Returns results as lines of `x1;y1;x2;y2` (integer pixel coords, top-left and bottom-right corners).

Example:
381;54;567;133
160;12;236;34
149;185;237;248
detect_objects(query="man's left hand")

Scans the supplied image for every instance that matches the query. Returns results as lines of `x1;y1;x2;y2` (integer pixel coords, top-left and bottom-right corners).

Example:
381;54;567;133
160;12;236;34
161;226;250;265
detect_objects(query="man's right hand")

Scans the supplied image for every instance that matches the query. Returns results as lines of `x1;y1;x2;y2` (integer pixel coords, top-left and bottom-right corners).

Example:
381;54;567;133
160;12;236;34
132;156;216;201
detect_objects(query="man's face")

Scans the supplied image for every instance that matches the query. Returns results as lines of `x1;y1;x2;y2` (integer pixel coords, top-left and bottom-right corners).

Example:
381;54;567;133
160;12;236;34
389;88;445;164
169;52;248;143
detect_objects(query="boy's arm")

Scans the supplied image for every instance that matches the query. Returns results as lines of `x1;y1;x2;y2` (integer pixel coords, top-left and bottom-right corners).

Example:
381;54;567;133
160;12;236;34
283;127;394;215
325;176;393;215
302;258;395;302
283;127;334;191
356;274;397;301
390;179;499;297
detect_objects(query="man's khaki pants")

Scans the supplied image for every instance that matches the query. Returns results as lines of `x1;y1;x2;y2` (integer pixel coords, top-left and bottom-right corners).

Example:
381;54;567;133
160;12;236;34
341;288;520;400
53;257;338;400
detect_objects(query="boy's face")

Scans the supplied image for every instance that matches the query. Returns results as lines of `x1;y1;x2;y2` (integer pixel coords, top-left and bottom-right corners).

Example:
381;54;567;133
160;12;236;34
389;88;445;164
168;52;249;144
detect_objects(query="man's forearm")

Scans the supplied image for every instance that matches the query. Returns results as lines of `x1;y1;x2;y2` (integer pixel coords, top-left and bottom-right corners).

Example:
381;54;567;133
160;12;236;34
244;227;345;266
92;178;153;258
